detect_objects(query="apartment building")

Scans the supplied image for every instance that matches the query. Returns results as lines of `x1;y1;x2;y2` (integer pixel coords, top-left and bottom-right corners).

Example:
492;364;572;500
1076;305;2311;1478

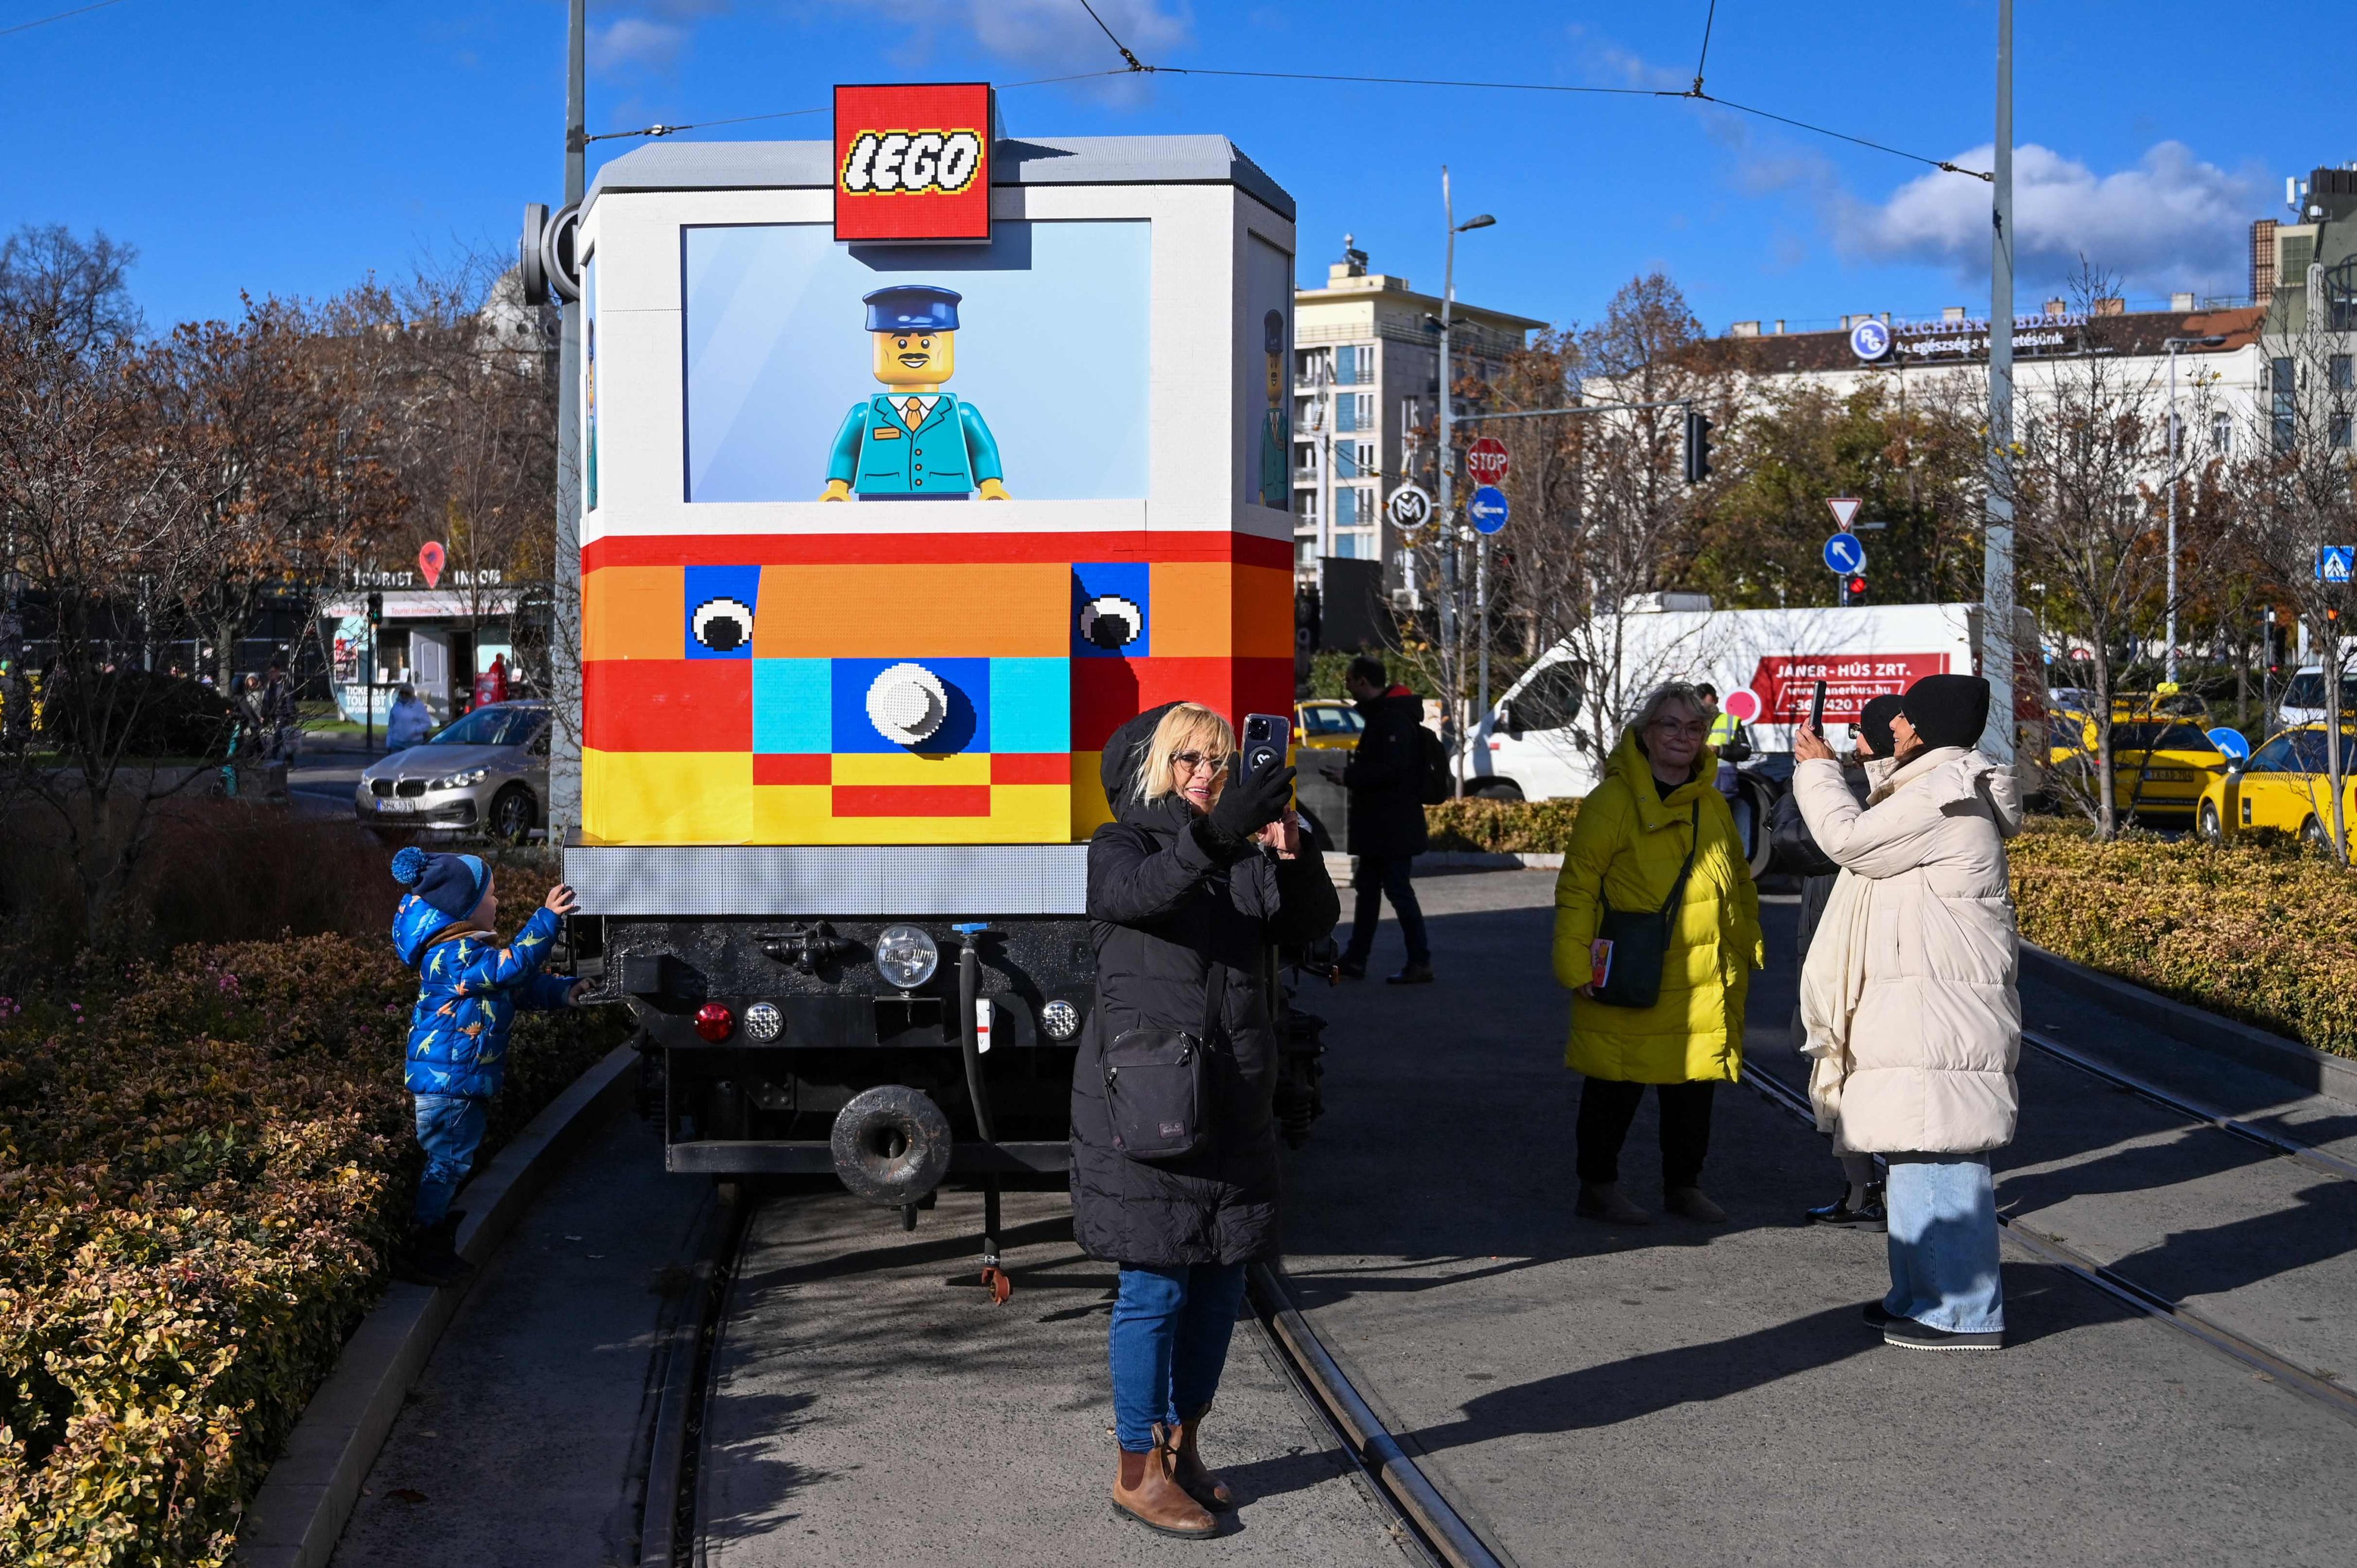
1292;239;1545;589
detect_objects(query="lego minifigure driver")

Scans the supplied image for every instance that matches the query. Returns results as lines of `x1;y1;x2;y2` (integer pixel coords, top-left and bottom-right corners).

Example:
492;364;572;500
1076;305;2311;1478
821;285;1010;501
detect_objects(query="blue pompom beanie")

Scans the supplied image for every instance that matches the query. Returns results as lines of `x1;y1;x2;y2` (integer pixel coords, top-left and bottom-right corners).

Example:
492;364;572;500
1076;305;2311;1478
391;846;490;920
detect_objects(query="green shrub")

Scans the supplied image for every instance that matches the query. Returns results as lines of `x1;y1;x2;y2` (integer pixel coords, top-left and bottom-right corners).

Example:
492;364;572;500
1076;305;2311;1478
0;853;625;1565
2009;819;2357;1059
41;672;240;761
1425;796;1581;853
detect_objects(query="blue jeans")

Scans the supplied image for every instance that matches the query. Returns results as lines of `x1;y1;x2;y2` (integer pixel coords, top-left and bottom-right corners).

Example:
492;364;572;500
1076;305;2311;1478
1109;1262;1248;1453
1883;1154;2004;1333
1345;854;1429;966
413;1093;488;1227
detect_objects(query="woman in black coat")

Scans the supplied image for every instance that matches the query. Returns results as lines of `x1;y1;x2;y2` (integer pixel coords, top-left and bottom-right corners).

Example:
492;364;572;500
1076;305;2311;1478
1072;701;1338;1538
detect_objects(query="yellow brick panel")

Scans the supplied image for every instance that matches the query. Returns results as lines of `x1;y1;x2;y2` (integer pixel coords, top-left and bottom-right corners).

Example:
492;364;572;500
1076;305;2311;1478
582;748;750;844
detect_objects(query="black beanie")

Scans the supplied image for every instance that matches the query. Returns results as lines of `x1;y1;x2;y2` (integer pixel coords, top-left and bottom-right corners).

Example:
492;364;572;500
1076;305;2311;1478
1857;694;1906;759
1902;674;1992;751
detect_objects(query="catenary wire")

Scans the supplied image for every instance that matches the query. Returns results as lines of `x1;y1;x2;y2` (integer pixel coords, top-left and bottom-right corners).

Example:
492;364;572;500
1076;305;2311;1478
0;0;127;40
1692;0;1719;94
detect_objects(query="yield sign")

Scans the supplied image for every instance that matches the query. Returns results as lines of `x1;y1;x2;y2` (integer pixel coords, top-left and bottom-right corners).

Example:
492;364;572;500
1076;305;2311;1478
1826;497;1863;530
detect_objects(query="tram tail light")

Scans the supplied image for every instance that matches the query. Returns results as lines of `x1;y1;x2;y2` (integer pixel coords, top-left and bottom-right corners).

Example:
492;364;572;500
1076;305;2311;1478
694;1002;736;1041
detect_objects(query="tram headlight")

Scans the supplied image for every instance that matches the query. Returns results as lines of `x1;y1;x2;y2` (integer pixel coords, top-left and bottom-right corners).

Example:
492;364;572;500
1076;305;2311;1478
1039;999;1081;1040
742;1001;783;1042
873;925;939;990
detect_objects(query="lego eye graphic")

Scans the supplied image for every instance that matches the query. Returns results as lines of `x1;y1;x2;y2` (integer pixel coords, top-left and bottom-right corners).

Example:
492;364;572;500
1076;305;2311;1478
1080;595;1143;651
867;661;949;746
692;597;754;653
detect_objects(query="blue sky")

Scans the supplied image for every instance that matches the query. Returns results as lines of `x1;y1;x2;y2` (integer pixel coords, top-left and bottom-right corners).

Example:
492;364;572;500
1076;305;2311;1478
0;1;2338;336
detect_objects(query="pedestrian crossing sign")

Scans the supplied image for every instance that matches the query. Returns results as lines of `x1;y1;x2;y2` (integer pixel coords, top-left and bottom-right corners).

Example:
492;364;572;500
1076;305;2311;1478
2318;545;2355;583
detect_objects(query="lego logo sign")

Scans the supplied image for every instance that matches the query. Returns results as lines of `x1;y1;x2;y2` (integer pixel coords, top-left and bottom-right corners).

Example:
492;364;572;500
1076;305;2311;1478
835;82;992;243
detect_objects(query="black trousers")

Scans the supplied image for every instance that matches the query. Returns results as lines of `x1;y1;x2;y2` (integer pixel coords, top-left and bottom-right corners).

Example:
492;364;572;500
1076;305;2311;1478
1343;854;1429;964
1575;1078;1715;1189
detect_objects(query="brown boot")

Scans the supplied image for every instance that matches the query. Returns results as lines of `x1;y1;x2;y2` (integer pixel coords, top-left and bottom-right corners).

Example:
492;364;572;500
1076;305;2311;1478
1159;1410;1235;1512
1113;1443;1216;1538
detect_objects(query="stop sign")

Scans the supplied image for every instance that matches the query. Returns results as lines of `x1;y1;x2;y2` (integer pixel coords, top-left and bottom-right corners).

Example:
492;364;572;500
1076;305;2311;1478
1465;436;1509;487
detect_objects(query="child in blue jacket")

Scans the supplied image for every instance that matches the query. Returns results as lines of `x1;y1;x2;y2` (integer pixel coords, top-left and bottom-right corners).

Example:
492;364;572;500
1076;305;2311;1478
389;845;582;1285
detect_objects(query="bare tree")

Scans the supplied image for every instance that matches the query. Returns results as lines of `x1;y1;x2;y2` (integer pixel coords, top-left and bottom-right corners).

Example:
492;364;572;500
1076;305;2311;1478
2224;273;2357;856
2012;264;2211;837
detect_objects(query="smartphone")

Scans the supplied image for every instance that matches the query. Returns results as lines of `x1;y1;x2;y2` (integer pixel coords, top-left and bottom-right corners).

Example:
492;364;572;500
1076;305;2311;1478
1808;680;1827;737
1238;712;1292;789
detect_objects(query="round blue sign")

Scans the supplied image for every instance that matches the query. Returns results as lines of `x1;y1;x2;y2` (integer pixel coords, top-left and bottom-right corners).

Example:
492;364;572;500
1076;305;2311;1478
2207;726;2251;764
1849;319;1891;361
1822;531;1866;574
1468;484;1510;535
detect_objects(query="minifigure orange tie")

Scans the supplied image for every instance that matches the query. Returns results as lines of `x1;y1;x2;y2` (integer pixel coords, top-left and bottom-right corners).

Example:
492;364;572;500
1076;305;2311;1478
903;397;927;428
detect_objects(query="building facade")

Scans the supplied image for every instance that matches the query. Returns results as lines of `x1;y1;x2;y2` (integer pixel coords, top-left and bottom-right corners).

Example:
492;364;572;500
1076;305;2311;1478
1292;241;1544;592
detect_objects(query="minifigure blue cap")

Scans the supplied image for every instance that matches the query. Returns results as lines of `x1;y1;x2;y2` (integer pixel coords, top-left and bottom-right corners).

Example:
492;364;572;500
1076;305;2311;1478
864;285;962;333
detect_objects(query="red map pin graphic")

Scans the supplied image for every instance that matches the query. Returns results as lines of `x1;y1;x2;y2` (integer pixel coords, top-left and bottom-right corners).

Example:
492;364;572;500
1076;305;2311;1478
418;541;445;589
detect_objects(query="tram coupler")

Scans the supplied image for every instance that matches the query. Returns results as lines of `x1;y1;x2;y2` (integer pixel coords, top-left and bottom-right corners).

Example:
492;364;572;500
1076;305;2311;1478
956;923;1014;1304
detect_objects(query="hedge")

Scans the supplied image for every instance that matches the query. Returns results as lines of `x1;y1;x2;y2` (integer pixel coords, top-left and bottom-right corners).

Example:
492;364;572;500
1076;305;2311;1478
0;854;626;1566
1429;798;2357;1060
2008;820;2357;1059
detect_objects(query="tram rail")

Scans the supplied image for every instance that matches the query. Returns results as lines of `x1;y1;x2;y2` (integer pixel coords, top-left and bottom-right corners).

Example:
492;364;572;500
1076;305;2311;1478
634;1189;1494;1567
1741;1061;2357;1429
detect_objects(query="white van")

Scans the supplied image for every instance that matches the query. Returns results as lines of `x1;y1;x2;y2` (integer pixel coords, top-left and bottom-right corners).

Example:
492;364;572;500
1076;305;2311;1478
1466;600;2044;802
2275;665;2357;730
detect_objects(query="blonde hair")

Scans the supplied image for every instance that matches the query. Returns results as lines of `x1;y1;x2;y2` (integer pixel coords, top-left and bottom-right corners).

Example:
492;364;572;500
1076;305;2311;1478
1133;703;1237;803
1628;682;1708;757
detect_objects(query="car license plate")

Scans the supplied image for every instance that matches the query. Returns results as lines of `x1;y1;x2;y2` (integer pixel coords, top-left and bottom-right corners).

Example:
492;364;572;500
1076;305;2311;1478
2118;768;2194;783
374;798;417;814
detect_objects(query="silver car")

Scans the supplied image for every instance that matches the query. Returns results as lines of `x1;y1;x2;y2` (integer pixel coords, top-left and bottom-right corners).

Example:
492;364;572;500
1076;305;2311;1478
357;701;550;841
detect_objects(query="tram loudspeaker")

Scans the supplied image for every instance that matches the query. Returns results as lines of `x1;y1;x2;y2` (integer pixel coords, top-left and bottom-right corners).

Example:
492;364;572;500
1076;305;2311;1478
830;1085;954;1207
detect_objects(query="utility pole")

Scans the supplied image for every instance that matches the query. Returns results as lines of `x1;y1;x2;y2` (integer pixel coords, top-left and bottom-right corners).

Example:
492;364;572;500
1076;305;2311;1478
2162;332;2227;685
549;0;587;841
1981;0;2016;765
1438;167;1460;796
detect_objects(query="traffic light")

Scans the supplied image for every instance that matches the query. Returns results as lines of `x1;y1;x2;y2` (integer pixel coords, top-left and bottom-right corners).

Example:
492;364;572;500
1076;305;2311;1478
1682;406;1714;484
1840;574;1869;606
366;590;384;627
2267;618;2288;673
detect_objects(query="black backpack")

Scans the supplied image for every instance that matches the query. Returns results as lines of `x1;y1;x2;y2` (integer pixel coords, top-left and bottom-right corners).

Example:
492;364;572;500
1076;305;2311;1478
1417;723;1452;804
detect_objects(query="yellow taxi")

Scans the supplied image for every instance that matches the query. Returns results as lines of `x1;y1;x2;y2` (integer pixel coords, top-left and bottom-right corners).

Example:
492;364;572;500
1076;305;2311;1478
2047;708;2093;772
2095;718;2230;819
1295;698;1364;751
2197;724;2357;844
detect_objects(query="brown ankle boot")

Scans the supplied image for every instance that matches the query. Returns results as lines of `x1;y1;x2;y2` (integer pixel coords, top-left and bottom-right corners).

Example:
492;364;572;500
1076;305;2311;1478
1159;1411;1235;1511
1113;1443;1216;1538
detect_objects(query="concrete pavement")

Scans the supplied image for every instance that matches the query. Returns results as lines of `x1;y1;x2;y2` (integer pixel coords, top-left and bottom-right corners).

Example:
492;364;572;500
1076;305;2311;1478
1284;870;2357;1567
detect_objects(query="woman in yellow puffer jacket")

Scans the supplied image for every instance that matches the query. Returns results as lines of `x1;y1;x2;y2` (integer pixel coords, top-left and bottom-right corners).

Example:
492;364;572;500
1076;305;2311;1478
1552;682;1764;1226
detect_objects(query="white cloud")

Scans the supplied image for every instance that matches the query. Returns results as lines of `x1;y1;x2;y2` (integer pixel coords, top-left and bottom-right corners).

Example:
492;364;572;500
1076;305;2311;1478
591;17;688;73
1839;140;2259;291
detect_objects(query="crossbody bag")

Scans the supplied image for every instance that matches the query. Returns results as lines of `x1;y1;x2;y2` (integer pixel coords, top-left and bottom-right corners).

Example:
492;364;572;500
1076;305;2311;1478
1102;963;1229;1162
1590;803;1700;1010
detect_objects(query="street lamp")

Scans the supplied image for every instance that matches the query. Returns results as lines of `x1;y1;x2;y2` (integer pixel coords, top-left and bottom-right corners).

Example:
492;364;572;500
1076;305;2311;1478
2163;332;2227;683
1435;170;1495;797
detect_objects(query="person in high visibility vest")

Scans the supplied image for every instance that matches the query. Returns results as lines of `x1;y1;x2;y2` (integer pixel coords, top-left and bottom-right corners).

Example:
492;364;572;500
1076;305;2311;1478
1697;684;1742;750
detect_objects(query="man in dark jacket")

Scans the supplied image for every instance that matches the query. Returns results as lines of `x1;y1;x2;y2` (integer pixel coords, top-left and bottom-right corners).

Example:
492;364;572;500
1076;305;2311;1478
1331;655;1433;983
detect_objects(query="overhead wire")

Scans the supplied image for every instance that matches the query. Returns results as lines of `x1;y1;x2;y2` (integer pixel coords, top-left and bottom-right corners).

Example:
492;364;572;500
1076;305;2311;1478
580;1;1989;182
0;0;128;40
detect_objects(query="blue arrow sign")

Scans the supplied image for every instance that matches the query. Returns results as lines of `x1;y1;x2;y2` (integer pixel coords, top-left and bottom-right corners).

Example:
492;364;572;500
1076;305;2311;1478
2319;545;2355;583
1468;484;1509;535
1823;532;1866;574
2207;727;2251;764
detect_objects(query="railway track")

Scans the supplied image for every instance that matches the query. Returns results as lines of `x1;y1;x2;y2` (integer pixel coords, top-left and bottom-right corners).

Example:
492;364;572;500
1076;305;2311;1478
633;1188;1502;1568
1741;1056;2357;1429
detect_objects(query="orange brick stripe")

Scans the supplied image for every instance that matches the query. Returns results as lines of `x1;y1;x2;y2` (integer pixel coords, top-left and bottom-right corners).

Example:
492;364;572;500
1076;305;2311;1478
832;784;992;817
582;531;1292;573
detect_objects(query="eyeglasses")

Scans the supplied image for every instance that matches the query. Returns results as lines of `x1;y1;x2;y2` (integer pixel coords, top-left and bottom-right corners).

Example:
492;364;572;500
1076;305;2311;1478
1171;751;1232;777
1648;719;1709;739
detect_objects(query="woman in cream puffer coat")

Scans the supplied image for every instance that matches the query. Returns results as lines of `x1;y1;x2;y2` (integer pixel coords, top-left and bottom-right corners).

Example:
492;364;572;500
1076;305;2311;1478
1792;673;2022;1352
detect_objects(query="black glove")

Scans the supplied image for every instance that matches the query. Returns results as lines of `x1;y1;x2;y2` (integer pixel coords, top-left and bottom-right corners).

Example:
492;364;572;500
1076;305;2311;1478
1207;762;1296;849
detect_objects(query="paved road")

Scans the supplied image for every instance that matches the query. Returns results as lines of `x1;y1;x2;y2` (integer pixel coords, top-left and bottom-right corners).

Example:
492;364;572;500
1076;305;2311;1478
1285;869;2357;1567
699;1187;1412;1565
329;1108;710;1568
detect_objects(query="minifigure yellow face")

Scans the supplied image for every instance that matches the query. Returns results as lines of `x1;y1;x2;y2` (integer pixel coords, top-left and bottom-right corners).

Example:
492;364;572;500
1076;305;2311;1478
1266;350;1282;405
873;329;956;387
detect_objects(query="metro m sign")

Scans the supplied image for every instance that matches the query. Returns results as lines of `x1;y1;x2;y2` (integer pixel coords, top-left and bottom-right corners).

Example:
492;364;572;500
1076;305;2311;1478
834;82;993;244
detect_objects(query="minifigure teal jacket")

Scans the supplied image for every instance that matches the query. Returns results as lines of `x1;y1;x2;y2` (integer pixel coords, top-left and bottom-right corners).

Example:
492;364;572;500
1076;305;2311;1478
393;896;573;1098
827;393;1003;496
